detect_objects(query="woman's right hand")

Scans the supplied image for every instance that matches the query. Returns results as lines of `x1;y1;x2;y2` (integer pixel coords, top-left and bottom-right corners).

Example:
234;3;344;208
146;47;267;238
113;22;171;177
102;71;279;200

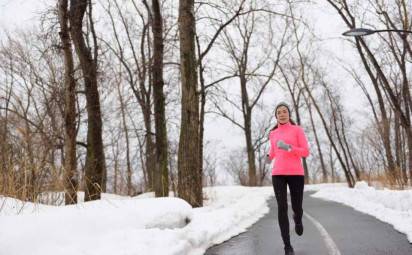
265;154;272;164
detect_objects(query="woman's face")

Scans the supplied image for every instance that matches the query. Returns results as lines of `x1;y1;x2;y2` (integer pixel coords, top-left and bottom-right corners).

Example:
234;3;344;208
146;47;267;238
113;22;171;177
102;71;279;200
276;106;290;124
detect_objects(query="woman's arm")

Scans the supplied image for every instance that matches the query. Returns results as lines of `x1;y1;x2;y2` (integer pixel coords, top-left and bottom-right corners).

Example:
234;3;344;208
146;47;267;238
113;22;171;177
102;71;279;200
290;127;309;158
268;134;276;160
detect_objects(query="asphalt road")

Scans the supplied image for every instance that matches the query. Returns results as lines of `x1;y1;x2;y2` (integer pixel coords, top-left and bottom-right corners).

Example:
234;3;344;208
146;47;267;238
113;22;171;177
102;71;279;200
205;191;412;255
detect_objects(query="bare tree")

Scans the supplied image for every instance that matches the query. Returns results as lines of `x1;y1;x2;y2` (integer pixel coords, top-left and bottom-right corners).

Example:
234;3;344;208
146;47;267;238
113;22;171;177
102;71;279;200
223;148;248;185
113;68;133;195
102;0;156;192
301;64;356;187
214;2;289;186
326;0;412;186
0;30;68;202
69;0;106;200
195;0;246;189
0;55;13;196
151;0;169;197
178;0;202;207
302;90;327;182
202;141;218;187
282;2;356;187
58;0;78;204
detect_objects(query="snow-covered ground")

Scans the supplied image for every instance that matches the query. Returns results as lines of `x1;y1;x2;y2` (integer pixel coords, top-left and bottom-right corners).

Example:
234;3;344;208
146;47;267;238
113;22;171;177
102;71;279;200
0;186;273;255
1;182;411;255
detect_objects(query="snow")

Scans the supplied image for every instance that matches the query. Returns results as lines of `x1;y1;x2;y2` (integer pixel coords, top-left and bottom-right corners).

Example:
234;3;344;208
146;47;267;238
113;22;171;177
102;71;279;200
1;183;412;255
0;186;273;255
0;196;192;255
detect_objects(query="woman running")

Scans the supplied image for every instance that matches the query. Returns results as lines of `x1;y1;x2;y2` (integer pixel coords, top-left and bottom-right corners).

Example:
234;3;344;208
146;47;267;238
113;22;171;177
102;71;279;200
266;102;310;255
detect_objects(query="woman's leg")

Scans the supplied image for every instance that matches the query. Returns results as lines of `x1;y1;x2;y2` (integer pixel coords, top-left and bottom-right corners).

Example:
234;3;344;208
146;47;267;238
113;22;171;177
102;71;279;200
287;175;305;235
272;175;291;248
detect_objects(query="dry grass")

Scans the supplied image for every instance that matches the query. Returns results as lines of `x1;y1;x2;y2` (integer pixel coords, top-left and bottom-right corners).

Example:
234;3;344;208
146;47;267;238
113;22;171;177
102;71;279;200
0;162;66;205
360;169;409;190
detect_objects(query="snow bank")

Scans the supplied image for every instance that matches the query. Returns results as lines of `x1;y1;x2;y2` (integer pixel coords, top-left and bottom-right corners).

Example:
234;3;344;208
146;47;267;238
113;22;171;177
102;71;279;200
0;186;274;255
0;196;192;255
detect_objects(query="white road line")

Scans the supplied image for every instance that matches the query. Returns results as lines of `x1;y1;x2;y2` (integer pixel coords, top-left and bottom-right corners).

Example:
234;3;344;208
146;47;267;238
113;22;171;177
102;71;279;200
287;202;342;255
303;211;342;255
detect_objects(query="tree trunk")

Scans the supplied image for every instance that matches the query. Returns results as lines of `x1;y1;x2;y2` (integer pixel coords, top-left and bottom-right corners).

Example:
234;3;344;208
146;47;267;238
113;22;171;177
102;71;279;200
177;0;202;207
59;0;78;204
69;0;105;201
0;88;10;194
142;105;156;191
116;81;132;195
111;137;119;194
329;144;335;182
239;73;257;186
394;112;404;184
24;119;35;201
151;0;169;197
197;36;206;190
406;128;412;185
293;95;309;183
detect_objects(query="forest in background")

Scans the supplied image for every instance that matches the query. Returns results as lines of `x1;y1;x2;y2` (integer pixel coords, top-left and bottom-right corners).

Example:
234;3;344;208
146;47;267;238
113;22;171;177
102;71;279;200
0;0;411;207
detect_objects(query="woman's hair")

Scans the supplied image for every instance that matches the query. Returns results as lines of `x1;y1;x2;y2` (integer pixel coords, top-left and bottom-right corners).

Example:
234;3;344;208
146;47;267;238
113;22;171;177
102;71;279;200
271;119;296;131
271;102;296;131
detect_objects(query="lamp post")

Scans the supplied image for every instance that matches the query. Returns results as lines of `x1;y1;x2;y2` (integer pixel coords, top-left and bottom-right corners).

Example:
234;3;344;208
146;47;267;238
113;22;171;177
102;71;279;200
342;28;412;36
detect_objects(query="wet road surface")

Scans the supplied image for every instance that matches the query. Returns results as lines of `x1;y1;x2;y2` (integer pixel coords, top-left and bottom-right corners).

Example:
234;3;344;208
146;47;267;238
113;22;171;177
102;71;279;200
205;191;412;255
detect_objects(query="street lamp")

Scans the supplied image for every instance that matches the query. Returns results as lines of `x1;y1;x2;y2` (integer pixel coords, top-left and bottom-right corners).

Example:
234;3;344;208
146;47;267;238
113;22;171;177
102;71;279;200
342;28;412;37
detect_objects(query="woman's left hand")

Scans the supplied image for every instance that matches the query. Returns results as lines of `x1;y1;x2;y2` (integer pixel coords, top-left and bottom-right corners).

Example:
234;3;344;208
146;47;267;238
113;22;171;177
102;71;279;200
277;140;292;151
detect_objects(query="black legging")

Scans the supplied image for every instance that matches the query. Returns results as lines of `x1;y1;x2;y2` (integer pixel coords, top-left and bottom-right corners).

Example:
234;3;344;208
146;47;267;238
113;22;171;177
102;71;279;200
272;175;305;247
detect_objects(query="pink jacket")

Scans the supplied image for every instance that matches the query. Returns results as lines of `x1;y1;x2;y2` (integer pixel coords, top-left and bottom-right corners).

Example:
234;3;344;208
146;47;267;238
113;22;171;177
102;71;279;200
268;122;309;175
